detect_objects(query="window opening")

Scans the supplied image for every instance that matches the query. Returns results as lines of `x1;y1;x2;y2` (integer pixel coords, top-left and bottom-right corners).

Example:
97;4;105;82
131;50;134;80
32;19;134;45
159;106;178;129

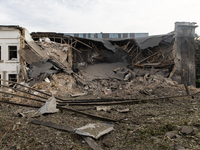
8;74;17;82
8;46;17;60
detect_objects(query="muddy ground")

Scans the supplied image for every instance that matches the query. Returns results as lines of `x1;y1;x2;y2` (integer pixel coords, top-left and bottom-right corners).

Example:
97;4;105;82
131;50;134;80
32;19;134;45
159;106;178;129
1;76;200;150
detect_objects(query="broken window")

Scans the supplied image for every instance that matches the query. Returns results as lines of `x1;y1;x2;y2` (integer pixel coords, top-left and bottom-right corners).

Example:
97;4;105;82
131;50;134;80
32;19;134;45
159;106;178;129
8;46;17;60
8;74;17;82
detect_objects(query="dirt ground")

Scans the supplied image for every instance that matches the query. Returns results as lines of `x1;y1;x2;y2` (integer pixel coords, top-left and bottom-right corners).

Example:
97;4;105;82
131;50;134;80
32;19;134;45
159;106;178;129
1;75;200;150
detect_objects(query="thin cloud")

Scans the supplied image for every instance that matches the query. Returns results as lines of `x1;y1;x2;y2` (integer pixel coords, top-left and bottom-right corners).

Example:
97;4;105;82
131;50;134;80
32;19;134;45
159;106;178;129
0;0;199;35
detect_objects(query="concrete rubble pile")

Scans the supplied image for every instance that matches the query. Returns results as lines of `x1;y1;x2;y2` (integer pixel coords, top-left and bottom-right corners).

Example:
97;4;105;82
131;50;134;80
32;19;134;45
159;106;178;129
1;27;199;102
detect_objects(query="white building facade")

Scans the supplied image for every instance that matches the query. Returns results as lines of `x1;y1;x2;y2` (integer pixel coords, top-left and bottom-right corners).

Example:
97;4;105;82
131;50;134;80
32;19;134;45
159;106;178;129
0;26;22;85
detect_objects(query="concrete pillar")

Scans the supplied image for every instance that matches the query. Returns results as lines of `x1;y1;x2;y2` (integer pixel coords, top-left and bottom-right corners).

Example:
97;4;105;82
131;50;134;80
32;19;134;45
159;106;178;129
3;71;6;85
172;22;198;87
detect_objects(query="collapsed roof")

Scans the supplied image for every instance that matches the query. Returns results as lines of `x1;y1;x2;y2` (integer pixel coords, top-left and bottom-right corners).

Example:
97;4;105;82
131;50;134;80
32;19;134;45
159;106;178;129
18;30;175;86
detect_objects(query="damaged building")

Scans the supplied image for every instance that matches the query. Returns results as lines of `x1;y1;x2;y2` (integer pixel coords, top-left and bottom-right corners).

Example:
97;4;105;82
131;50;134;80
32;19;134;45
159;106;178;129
0;22;198;90
0;22;199;150
28;22;197;87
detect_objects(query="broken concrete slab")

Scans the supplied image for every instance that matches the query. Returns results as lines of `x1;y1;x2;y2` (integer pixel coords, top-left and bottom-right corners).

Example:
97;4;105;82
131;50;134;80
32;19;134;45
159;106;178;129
38;96;59;114
19;96;59;118
29;61;58;78
75;123;114;139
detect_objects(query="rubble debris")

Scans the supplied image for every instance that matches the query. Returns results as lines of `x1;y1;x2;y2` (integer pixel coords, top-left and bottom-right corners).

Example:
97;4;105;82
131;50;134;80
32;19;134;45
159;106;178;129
19;96;59;118
29;62;57;78
19;31;73;87
104;89;112;95
96;106;111;112
32;120;102;150
117;108;130;113
75;123;114;139
70;92;87;97
0;78;66;101
38;96;59;114
19;110;41;118
0;98;119;122
16;28;179;97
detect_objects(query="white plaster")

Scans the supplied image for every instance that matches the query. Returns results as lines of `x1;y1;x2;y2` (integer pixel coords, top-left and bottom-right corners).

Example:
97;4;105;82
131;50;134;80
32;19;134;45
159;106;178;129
24;28;33;42
0;27;21;84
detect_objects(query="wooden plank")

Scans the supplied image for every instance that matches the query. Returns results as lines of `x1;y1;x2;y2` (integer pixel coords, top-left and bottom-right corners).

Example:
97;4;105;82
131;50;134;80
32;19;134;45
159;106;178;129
0;84;48;100
71;46;82;53
133;64;144;68
83;137;103;150
0;79;66;101
142;63;160;66
60;106;119;122
128;45;135;53
124;40;130;50
32;120;75;132
132;48;142;62
74;38;93;49
136;52;159;65
0;90;46;103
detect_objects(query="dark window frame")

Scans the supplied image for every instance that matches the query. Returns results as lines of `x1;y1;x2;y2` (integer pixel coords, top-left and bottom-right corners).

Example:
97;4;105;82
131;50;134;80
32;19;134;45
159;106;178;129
8;74;17;82
8;46;17;60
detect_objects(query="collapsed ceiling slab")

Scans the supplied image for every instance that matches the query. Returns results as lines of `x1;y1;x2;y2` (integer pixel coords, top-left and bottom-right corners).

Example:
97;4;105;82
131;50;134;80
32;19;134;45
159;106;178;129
134;32;174;50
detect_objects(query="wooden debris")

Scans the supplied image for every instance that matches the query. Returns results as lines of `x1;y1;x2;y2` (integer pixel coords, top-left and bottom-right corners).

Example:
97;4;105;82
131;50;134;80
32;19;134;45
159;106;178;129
136;52;159;65
74;38;93;49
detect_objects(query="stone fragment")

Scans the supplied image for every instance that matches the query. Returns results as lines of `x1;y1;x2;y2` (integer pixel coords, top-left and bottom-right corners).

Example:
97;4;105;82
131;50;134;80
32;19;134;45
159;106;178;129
103;139;114;148
165;131;176;139
174;144;185;150
181;126;194;135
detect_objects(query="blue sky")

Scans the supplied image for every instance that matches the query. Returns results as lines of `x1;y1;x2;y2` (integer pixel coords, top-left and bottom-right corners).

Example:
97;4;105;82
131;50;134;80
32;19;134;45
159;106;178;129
0;0;199;35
